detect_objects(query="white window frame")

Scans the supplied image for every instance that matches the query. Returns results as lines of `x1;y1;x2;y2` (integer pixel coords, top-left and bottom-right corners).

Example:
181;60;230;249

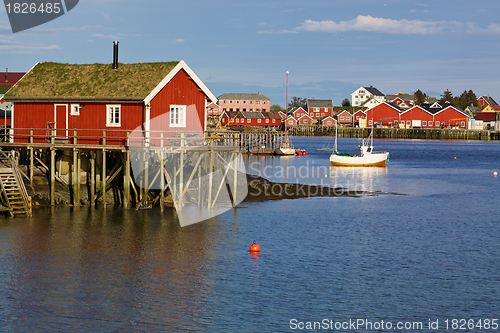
170;105;186;127
406;121;411;125
106;104;121;127
423;121;427;126
257;119;262;123
247;119;251;123
436;121;440;126
70;104;80;116
429;121;433;126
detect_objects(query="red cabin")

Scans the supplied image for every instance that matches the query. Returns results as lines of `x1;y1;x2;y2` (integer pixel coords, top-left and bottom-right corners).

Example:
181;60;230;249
365;102;404;127
4;61;216;146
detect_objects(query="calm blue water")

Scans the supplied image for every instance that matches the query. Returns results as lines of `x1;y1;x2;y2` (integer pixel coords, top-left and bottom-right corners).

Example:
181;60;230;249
1;137;500;332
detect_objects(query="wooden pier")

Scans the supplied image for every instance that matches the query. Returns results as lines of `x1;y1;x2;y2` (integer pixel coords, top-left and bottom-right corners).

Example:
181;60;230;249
0;128;253;212
288;126;500;141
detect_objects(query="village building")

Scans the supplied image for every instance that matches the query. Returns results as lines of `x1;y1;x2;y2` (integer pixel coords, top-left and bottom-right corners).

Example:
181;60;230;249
401;102;470;129
481;105;500;112
353;110;366;126
218;93;271;113
335;110;354;127
219;110;281;127
284;116;297;127
3;60;216;145
321;116;337;127
297;114;314;126
206;102;221;117
365;102;405;127
289;107;307;119
478;95;498;108
0;70;26;127
351;86;385;107
306;99;333;121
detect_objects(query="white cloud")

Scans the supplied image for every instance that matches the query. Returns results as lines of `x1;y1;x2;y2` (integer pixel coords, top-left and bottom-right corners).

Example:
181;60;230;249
257;29;297;35
0;42;61;53
174;39;185;43
466;22;500;34
296;15;463;35
103;12;111;21
92;33;122;39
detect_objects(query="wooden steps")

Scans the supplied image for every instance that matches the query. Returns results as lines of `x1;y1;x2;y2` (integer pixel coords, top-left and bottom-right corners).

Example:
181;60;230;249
0;156;32;217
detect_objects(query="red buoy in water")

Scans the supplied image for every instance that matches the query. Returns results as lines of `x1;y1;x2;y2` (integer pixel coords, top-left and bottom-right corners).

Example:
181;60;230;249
297;150;302;156
249;241;260;253
303;151;308;156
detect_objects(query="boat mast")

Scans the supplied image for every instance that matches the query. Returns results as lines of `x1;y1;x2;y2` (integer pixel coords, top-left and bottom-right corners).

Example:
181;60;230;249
334;122;338;153
285;71;289;144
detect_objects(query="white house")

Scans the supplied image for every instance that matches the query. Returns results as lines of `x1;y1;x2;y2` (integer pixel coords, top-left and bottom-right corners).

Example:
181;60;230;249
351;86;385;107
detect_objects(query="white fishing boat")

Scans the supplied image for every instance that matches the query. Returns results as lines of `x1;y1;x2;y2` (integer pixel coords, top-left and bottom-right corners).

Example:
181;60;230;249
275;71;296;156
329;126;388;167
275;142;296;155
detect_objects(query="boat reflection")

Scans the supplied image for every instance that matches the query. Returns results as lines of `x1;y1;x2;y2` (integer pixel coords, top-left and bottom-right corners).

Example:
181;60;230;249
328;166;388;194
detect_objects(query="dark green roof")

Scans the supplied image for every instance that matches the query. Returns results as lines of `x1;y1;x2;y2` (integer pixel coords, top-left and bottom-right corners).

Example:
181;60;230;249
4;61;179;101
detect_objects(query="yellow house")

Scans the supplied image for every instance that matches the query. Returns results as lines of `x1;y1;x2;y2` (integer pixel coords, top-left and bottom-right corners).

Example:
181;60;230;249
482;105;500;112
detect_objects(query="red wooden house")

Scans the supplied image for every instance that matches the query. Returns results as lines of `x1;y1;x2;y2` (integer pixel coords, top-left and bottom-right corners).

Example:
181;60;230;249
353;110;366;126
284;116;297;127
297;114;313;126
220;111;281;127
335;110;353;127
290;107;307;119
4;61;216;146
306;99;333;121
478;95;497;108
321;116;336;127
206;102;221;117
365;102;404;127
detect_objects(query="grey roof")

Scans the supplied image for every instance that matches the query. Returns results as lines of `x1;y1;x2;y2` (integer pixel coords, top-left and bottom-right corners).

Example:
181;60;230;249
479;95;498;105
386;94;415;102
418;101;462;115
217;93;271;101
306;99;333;108
240;111;265;118
364;86;384;97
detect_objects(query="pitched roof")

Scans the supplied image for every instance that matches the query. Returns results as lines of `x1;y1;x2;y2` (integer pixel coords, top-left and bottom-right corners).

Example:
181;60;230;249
479;95;498;106
4;61;217;104
217;93;270;101
306;99;333;108
0;72;25;84
364;86;384;96
386;94;415;102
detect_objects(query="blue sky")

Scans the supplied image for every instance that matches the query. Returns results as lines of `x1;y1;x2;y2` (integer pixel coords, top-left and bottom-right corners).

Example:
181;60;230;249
1;0;500;107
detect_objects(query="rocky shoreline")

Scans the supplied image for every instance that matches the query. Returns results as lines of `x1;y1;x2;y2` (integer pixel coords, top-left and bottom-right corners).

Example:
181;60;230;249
20;168;404;210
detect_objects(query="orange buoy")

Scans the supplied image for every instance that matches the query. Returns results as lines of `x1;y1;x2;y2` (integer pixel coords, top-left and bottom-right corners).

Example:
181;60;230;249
494;172;498;177
454;156;457;159
249;241;260;253
304;151;308;156
297;150;302;156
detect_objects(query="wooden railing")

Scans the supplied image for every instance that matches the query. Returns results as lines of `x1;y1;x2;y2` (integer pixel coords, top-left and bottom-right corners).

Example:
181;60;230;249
1;127;242;149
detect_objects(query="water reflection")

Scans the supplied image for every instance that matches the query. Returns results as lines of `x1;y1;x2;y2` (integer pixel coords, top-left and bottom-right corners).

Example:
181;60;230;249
329;166;388;193
245;154;389;194
5;207;226;331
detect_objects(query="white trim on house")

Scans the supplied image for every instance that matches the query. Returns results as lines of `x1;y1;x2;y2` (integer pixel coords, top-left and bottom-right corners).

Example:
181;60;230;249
106;104;121;127
144;60;217;106
170;104;186;127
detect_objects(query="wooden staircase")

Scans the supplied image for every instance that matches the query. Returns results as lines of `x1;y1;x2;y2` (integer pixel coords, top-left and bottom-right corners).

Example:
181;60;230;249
0;155;31;217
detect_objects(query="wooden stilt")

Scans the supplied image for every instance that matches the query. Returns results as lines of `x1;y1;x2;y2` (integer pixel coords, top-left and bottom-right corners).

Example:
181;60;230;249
124;150;130;209
90;151;95;207
102;150;106;208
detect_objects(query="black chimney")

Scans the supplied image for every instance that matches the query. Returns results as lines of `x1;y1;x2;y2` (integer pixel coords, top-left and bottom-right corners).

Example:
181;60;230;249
5;68;8;83
112;41;119;69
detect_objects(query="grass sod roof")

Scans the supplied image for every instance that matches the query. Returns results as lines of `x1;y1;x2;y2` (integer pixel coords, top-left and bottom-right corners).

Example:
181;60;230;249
4;61;180;101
